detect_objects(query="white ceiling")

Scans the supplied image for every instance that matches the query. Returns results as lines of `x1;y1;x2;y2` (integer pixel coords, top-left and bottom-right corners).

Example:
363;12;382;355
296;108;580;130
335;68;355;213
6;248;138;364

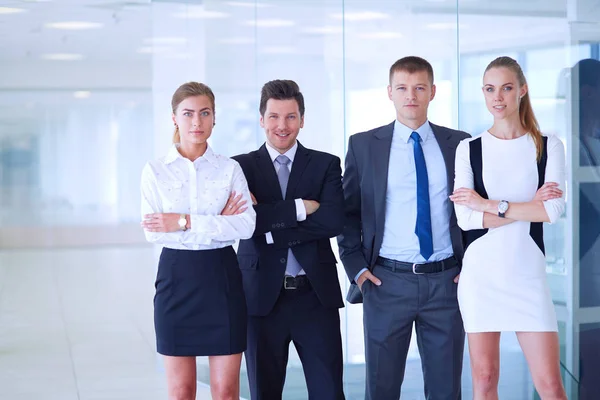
0;0;595;138
0;0;575;63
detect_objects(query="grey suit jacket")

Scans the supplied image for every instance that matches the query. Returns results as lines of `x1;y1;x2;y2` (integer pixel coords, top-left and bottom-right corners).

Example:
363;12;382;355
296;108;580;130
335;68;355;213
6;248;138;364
337;121;471;303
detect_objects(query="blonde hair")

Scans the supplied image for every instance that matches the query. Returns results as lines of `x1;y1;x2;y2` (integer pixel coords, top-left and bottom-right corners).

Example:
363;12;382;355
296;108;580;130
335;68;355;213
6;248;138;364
485;56;543;161
171;82;216;143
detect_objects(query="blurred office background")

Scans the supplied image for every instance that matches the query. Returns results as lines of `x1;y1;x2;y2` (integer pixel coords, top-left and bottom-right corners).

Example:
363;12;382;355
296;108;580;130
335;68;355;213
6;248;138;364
0;0;599;399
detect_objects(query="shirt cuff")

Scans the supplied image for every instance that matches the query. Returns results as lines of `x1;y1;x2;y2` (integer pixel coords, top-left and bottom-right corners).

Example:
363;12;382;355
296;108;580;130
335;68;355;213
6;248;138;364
265;232;274;244
295;198;307;222
474;210;485;229
355;267;369;283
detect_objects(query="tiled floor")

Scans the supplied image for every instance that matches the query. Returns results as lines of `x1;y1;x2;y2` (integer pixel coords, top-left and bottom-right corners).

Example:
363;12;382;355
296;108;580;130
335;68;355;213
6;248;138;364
0;245;578;399
0;246;214;400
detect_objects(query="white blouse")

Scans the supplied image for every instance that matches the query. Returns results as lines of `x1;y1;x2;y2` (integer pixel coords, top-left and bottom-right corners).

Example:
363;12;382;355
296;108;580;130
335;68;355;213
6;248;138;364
141;144;256;250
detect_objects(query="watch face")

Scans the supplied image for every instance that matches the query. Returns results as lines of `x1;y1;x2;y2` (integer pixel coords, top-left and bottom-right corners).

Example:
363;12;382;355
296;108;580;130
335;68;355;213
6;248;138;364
498;201;509;213
178;217;186;227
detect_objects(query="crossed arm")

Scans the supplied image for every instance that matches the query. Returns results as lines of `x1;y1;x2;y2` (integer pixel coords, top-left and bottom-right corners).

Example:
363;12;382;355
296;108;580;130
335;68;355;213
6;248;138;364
450;137;566;230
253;157;345;249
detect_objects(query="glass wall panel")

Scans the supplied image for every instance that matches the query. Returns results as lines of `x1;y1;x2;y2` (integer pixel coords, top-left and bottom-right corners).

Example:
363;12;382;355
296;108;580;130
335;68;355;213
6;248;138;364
0;1;152;247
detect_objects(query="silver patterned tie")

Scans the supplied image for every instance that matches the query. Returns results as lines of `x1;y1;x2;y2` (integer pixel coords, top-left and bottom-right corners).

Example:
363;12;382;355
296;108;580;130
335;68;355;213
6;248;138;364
275;155;302;277
275;155;291;198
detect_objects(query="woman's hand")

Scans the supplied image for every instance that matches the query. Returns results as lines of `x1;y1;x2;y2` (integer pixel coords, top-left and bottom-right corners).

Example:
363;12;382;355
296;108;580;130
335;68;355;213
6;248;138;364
141;213;182;232
221;191;248;215
533;182;563;201
450;188;489;212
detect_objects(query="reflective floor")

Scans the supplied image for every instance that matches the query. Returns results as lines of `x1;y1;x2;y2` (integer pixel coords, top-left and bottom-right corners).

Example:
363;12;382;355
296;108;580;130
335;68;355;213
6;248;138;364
0;246;212;400
0;245;577;399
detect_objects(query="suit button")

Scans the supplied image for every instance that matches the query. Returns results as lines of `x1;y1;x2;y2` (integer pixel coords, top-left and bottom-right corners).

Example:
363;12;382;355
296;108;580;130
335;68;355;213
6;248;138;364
288;242;293;246
272;224;276;228
281;223;285;227
280;258;286;264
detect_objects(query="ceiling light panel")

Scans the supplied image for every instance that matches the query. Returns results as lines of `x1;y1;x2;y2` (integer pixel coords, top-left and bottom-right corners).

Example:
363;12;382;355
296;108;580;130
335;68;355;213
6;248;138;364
73;91;91;99
331;11;389;21
358;32;403;39
45;21;104;30
0;7;27;14
302;26;343;35
226;1;270;7
245;19;295;28
143;37;187;45
41;53;84;61
261;46;295;54
172;6;229;19
219;37;255;45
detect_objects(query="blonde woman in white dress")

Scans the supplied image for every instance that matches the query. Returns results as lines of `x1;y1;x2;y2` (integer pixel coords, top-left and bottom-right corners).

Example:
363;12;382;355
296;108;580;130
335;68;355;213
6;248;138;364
450;56;567;400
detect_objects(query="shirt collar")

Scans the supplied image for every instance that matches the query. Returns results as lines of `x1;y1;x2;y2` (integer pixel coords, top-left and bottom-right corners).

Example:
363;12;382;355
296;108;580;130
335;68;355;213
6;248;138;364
164;143;219;168
393;119;432;144
265;141;298;164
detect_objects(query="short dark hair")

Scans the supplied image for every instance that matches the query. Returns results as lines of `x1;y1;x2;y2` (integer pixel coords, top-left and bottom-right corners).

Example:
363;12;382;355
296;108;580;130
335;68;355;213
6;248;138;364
259;79;305;116
389;56;434;85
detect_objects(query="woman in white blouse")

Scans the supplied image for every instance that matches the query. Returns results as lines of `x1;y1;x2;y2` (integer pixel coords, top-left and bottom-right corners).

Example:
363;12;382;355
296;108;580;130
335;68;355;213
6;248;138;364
141;82;256;400
450;57;567;399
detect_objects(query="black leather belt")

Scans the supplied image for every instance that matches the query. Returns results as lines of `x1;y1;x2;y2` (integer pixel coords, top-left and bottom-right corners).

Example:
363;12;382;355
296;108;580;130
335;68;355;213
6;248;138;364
376;256;457;274
283;275;310;290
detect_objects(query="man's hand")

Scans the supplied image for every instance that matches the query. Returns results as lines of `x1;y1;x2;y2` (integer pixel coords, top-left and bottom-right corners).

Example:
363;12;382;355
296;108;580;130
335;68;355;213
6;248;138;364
221;191;248;215
250;192;258;205
302;200;320;215
357;270;382;291
454;273;460;283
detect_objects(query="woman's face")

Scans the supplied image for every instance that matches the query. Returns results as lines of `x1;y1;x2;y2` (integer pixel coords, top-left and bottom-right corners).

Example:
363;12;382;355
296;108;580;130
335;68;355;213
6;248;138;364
172;95;214;147
482;67;527;121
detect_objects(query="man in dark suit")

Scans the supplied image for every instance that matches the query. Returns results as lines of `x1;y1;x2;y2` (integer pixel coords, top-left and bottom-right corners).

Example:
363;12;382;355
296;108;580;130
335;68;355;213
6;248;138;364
233;79;345;400
338;56;470;400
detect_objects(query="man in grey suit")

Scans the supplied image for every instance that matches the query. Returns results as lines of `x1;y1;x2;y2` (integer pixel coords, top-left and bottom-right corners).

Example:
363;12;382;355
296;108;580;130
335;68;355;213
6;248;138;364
338;56;469;400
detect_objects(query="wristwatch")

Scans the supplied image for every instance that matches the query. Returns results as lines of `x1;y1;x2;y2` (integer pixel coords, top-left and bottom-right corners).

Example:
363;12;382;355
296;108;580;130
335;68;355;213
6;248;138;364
178;214;188;231
498;200;509;218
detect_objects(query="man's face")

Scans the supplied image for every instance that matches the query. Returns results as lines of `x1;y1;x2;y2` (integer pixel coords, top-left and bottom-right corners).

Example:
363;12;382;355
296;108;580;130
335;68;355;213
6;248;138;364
261;98;304;154
387;70;435;127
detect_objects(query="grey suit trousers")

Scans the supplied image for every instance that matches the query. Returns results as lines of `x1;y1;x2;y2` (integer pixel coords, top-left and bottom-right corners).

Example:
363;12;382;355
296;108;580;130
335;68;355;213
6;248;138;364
362;262;465;400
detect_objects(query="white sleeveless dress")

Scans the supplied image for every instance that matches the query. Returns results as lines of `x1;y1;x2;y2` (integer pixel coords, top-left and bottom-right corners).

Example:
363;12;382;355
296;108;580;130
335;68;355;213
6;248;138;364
454;132;565;333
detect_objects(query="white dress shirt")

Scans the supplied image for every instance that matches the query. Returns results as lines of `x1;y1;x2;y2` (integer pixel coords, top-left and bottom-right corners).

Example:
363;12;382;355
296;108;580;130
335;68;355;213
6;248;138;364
264;141;307;275
379;120;454;261
141;144;256;250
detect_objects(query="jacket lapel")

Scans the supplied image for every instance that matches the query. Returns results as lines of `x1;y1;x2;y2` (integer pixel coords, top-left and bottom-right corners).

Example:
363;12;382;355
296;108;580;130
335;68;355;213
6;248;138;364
429;122;455;197
286;141;311;199
372;122;394;241
255;144;283;200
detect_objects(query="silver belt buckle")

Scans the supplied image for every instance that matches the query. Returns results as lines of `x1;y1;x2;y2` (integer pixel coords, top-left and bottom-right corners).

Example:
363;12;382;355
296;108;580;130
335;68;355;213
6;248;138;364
412;263;424;275
284;276;297;290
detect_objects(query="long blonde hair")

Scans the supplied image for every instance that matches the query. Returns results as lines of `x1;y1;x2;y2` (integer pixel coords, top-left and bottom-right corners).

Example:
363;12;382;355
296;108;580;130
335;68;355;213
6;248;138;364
485;56;543;161
171;82;215;143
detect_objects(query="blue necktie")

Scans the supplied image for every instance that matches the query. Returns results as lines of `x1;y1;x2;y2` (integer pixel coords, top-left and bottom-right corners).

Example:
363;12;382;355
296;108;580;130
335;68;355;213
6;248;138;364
410;131;433;260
